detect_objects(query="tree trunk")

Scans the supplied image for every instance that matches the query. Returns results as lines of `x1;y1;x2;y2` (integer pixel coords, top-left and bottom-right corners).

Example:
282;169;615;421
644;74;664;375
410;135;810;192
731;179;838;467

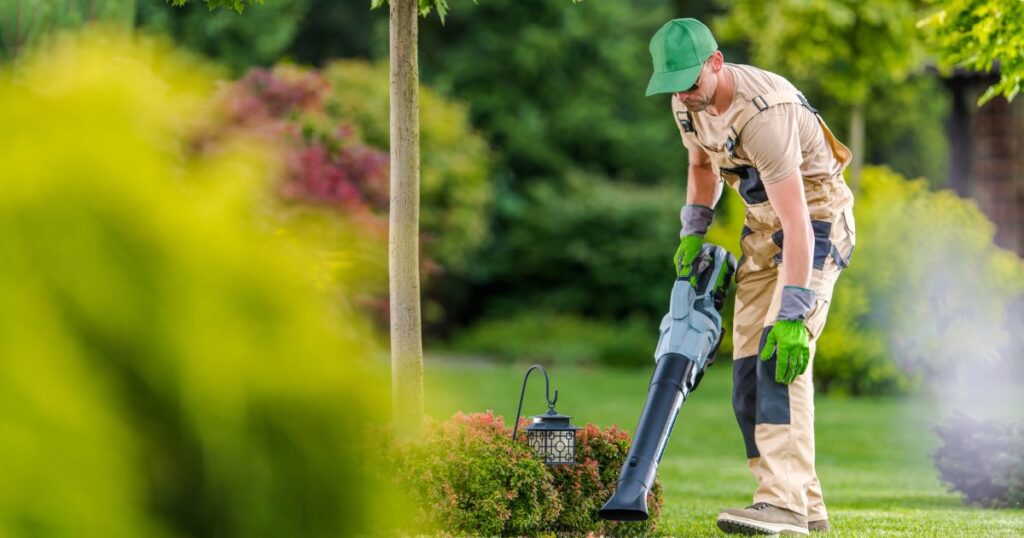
388;0;423;437
848;102;865;191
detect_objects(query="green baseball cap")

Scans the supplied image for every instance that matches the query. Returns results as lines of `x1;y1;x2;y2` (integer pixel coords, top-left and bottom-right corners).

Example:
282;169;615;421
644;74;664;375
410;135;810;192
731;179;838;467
646;18;718;96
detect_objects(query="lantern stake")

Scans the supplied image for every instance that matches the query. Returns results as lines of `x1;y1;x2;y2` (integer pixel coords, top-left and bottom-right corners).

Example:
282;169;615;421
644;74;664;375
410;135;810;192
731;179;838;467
511;364;558;440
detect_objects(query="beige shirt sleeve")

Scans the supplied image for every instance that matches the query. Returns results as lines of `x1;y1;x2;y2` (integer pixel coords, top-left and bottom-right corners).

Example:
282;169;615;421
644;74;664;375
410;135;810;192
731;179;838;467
740;103;803;185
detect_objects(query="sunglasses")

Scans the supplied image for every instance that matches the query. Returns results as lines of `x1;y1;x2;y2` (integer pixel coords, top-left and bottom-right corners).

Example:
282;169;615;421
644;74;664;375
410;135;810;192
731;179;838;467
681;59;709;93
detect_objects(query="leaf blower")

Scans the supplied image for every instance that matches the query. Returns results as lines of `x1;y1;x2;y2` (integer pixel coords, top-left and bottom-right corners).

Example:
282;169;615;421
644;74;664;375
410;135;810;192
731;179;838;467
599;243;736;521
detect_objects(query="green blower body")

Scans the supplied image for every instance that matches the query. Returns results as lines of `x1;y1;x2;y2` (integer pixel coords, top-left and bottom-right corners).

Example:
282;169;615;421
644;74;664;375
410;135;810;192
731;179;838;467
599;243;736;521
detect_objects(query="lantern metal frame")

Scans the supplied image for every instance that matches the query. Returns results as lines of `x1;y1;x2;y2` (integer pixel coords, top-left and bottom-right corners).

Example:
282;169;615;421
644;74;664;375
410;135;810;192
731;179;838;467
512;364;579;465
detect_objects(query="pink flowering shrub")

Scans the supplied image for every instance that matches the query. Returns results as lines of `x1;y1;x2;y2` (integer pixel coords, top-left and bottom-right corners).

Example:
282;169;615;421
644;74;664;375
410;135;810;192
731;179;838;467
210;66;391;218
389;412;662;536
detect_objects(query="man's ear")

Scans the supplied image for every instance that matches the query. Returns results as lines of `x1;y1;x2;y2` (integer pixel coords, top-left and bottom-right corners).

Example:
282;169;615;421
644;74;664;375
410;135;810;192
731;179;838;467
710;50;725;71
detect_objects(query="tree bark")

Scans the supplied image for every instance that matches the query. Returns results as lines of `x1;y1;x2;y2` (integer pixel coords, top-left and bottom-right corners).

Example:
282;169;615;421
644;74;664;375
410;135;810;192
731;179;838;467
848;102;865;191
389;0;423;437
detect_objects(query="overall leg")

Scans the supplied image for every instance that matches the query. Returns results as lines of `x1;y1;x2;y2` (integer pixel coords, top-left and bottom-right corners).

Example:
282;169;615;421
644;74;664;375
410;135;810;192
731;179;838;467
750;265;839;517
731;234;779;480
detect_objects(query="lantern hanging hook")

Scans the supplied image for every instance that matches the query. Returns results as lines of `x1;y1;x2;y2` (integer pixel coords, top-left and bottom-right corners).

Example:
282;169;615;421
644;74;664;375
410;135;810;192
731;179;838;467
511;364;559;440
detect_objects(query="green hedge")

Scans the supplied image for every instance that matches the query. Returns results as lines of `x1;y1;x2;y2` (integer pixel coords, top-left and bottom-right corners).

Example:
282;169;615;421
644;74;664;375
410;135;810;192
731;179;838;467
471;172;683;322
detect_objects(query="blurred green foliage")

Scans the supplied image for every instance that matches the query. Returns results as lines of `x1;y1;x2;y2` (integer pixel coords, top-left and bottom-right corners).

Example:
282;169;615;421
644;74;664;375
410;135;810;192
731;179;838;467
716;0;927;108
0;31;395;536
418;0;684;185
168;0;261;13
0;0;134;60
920;0;1024;104
715;0;936;184
133;0;951;185
861;75;950;186
138;0;310;76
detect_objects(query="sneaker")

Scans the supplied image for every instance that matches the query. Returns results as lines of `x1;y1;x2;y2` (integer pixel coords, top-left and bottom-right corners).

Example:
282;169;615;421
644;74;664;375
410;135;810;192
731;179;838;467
808;519;830;533
716;502;809;535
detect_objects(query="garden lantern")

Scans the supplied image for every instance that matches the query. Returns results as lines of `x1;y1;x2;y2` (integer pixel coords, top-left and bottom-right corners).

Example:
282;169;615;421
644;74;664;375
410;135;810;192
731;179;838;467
512;364;579;465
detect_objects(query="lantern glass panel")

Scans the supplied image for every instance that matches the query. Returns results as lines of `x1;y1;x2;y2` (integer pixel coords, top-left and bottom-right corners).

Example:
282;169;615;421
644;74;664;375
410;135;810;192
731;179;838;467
527;428;576;464
549;430;575;464
527;430;545;455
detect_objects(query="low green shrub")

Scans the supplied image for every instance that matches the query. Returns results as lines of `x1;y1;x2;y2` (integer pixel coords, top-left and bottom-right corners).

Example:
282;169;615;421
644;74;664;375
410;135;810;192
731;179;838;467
548;422;664;537
390;412;663;536
450;312;657;368
933;414;1024;508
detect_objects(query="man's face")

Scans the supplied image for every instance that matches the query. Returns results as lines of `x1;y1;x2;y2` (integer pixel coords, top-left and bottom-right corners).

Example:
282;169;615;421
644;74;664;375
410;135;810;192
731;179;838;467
673;60;715;112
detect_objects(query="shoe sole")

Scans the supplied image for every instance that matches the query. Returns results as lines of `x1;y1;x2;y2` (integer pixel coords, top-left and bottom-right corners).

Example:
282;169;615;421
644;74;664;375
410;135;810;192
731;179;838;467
717;512;809;536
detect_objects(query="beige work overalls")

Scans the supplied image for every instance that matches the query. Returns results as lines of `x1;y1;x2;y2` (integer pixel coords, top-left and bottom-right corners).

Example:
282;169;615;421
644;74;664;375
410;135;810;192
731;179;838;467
678;91;856;519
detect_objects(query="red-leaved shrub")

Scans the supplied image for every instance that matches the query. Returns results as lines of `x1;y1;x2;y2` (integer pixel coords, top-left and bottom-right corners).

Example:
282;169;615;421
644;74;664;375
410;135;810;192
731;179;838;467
389;412;662;536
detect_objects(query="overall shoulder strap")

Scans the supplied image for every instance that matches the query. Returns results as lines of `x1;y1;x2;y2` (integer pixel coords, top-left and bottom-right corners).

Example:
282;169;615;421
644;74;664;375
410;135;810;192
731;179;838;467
675;109;695;133
724;91;813;157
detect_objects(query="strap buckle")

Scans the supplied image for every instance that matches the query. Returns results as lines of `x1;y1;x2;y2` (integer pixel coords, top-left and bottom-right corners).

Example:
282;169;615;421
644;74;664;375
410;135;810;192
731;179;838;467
753;95;769;111
725;126;739;156
676;110;695;133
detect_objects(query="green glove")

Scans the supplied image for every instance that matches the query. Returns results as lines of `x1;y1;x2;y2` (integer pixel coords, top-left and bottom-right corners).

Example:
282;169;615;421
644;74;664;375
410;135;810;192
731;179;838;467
760;285;816;384
760;320;809;385
676;204;714;285
673;234;704;285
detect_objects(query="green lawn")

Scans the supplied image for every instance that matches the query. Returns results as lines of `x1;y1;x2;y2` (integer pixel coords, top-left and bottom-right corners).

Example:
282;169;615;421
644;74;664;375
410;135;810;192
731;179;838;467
423;359;1024;537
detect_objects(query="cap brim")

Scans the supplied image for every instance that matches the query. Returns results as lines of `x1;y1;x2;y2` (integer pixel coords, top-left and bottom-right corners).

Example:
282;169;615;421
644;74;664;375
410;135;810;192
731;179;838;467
645;64;703;96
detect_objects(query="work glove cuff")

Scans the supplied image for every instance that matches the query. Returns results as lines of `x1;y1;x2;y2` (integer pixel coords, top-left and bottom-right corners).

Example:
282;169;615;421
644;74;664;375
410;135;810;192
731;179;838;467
680;204;714;238
777;285;816;321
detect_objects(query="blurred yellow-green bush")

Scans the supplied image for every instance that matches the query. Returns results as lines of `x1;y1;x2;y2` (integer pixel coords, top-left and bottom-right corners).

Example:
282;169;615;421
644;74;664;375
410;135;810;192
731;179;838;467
0;31;395;536
815;166;1024;394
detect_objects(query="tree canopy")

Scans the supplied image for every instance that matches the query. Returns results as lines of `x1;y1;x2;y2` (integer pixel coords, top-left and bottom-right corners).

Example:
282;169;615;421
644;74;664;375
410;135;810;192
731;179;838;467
920;0;1024;104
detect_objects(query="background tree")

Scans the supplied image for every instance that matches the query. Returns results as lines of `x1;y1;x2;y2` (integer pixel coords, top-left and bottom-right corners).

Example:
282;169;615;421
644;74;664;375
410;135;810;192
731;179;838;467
919;0;1024;104
715;0;928;187
373;0;429;437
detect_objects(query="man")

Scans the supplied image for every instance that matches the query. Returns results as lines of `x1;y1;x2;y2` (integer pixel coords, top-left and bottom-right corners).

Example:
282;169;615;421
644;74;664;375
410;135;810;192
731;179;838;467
647;18;857;535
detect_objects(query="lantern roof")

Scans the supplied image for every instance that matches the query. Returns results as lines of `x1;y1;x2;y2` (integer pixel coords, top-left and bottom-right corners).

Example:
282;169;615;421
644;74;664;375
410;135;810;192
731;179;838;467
526;408;580;430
